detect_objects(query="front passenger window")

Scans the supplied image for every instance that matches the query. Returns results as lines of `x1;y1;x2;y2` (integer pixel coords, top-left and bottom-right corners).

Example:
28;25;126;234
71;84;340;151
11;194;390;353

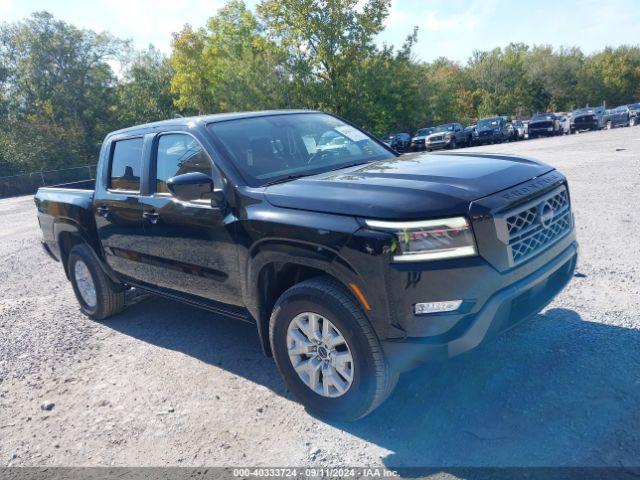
155;134;212;194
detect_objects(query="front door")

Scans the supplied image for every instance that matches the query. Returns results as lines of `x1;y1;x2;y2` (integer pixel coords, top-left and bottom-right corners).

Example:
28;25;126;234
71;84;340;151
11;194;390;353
94;136;146;282
137;132;242;306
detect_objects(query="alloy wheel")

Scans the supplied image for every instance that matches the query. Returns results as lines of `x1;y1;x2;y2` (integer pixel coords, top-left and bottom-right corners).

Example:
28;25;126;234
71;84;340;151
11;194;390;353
74;259;97;308
286;312;354;398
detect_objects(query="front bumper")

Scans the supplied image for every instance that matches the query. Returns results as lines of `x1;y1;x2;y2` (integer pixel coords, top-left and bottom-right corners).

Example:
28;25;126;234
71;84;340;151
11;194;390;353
425;139;450;149
529;126;555;136
572;120;599;131
381;237;577;371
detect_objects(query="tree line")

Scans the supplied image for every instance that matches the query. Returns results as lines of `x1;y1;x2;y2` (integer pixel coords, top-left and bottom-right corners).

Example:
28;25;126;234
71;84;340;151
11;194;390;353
1;0;639;176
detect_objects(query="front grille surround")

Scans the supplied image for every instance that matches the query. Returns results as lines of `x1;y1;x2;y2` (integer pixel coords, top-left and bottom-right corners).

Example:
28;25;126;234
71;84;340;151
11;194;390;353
493;185;572;267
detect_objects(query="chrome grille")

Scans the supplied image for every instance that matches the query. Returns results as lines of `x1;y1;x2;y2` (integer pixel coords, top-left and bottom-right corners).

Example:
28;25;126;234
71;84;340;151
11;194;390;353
504;187;571;264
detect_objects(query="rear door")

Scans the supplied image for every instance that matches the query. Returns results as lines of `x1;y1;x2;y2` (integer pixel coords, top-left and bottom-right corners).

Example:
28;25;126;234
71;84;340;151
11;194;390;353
136;131;242;306
94;136;146;281
615;107;625;126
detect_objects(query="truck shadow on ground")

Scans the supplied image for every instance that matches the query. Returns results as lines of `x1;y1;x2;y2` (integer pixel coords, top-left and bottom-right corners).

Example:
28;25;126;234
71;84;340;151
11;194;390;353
104;299;640;470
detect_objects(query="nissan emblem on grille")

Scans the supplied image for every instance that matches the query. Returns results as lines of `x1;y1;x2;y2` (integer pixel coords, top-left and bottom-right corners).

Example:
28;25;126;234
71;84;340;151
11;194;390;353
501;186;571;265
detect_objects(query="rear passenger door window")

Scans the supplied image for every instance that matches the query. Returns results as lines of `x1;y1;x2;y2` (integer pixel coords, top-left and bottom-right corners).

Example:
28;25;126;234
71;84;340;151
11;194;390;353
109;138;143;192
155;133;212;194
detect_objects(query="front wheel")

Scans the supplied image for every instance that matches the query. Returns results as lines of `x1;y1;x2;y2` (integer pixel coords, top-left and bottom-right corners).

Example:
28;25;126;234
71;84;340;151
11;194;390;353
631;117;637;127
606;121;612;130
269;277;397;421
68;244;125;320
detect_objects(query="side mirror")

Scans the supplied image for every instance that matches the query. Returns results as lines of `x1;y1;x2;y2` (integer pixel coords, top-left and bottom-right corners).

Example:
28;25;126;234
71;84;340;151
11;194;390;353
167;172;214;202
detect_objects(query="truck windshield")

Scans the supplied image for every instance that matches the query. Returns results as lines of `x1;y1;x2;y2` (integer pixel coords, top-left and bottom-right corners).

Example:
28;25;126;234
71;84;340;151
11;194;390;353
207;113;394;187
478;118;499;128
416;128;433;136
434;124;455;132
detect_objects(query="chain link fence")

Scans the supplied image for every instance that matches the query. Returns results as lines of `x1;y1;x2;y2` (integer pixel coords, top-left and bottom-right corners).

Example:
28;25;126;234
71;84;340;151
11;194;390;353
0;165;97;198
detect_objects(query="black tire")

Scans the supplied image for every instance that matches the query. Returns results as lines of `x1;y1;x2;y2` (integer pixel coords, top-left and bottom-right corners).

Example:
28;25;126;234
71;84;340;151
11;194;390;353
449;137;457;149
269;276;398;421
68;244;125;320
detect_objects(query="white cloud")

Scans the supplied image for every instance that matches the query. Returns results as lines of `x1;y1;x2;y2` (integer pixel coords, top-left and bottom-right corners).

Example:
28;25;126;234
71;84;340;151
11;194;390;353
422;11;478;32
101;0;224;53
0;0;12;15
384;0;413;29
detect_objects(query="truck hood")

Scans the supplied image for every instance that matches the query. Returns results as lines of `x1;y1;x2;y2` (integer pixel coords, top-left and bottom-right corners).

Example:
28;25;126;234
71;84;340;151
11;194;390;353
477;125;499;133
264;152;554;219
573;112;597;119
426;131;451;140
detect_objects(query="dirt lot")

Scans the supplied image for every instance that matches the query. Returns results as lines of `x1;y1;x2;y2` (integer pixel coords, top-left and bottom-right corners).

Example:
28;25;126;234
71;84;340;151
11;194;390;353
1;127;639;470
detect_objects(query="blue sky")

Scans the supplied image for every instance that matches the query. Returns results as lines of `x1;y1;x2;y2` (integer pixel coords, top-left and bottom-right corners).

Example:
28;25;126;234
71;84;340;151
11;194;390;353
1;0;638;63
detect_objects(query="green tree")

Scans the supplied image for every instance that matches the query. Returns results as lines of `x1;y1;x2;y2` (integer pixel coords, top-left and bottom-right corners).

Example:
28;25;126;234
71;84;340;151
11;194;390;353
170;0;289;114
338;29;426;136
525;46;584;112
116;46;177;125
466;43;532;118
0;12;124;172
578;46;640;108
258;0;391;114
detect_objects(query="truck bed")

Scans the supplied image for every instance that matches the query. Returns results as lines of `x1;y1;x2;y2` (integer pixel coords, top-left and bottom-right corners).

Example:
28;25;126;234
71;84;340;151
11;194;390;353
34;185;97;263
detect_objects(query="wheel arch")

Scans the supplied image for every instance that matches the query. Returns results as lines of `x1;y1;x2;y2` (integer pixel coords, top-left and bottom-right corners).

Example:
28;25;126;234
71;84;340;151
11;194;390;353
244;240;367;357
54;219;98;279
54;219;118;284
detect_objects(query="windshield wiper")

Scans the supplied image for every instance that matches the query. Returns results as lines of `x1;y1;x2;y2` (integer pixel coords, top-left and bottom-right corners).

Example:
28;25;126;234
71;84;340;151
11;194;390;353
265;160;380;186
264;174;311;186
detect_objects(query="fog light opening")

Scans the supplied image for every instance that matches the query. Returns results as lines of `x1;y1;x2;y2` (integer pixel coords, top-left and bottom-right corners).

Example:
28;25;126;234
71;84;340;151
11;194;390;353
414;300;462;315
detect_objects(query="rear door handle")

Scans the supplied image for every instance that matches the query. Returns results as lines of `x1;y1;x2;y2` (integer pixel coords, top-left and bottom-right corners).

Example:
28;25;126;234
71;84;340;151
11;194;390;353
143;210;160;224
96;206;110;217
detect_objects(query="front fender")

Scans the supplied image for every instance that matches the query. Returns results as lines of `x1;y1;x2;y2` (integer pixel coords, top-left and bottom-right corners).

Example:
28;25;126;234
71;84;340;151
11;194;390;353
244;238;360;317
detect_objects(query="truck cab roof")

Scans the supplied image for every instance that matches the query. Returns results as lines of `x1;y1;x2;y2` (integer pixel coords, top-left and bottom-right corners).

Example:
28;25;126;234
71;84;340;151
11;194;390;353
108;109;318;137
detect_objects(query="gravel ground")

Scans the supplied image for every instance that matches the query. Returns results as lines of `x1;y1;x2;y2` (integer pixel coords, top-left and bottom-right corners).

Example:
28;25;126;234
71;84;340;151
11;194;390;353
1;127;639;471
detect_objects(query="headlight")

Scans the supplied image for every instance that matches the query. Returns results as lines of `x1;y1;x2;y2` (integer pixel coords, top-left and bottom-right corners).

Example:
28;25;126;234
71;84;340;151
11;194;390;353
364;217;477;262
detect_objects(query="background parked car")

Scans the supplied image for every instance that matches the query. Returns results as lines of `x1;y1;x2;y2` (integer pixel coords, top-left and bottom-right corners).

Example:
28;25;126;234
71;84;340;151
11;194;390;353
424;123;469;150
475;116;510;144
629;102;640;127
571;106;605;132
604;105;630;129
464;124;478;145
556;114;571;134
410;127;435;151
389;132;411;152
528;113;562;138
510;120;526;140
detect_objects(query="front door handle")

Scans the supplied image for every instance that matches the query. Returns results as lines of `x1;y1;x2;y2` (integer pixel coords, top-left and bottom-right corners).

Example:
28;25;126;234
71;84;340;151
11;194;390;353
143;210;160;224
97;206;110;217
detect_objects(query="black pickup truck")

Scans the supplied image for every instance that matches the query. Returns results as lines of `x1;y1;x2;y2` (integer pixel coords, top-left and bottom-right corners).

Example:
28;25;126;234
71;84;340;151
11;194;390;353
423;123;471;150
35;110;577;420
528;113;562;138
628;102;640;127
570;106;605;132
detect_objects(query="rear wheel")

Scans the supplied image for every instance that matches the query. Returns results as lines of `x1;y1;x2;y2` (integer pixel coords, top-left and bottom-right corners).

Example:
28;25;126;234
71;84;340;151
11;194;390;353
68;244;125;320
269;277;397;421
